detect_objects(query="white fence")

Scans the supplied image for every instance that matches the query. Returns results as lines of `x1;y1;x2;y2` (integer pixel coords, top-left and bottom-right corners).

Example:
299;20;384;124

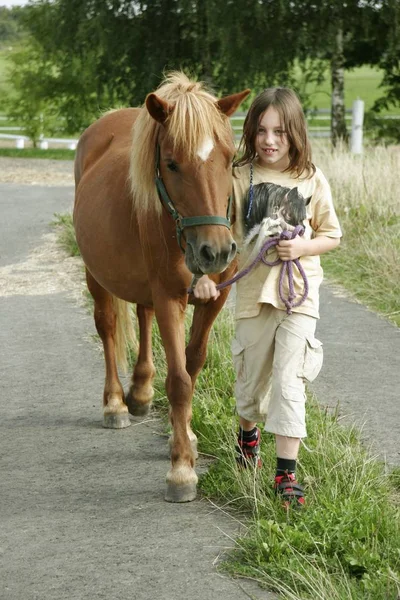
0;115;77;149
0;131;77;150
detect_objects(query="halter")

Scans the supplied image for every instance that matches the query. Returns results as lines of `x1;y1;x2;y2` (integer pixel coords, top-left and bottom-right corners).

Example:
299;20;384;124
154;144;232;252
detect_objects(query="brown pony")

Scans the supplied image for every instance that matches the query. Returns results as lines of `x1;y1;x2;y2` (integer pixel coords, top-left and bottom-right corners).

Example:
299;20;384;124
73;72;249;502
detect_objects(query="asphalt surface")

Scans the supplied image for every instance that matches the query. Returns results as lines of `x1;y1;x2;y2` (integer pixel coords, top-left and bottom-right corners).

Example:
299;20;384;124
0;184;274;600
314;285;399;465
1;182;399;600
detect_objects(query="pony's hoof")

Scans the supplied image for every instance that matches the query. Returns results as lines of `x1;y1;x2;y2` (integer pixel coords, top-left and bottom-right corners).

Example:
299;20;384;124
165;482;197;503
103;412;131;429
125;385;153;417
126;395;152;417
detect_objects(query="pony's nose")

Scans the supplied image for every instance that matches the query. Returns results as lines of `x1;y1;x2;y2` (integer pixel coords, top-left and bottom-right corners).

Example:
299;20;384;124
199;242;216;264
198;240;237;269
229;240;237;259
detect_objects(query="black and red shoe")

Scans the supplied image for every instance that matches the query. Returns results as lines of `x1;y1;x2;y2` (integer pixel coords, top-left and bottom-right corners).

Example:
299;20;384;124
274;471;305;509
235;427;262;468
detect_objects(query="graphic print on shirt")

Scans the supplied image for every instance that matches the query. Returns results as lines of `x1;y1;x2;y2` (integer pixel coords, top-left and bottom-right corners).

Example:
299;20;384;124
242;182;312;236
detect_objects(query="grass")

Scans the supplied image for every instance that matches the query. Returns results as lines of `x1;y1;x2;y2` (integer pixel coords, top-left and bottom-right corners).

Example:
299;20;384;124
0;148;76;160
298;65;398;115
313;141;400;327
52;213;80;257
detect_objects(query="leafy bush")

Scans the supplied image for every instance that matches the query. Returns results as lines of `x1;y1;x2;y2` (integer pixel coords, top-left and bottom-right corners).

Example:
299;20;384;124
364;112;400;145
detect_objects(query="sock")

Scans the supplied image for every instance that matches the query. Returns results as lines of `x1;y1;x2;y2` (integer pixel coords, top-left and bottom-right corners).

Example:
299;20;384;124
239;426;259;444
276;457;296;477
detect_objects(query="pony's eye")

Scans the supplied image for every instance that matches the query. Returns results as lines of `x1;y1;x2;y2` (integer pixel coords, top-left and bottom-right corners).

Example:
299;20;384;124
167;161;179;172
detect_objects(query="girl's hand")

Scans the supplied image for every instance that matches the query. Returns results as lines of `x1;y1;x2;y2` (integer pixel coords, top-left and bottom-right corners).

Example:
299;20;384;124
193;275;221;300
277;235;340;261
277;237;308;261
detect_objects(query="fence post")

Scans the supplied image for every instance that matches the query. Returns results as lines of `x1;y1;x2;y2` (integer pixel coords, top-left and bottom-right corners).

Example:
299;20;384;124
350;99;364;154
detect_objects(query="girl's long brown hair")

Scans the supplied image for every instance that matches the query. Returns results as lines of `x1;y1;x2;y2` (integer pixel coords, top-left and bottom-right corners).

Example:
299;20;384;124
234;87;315;178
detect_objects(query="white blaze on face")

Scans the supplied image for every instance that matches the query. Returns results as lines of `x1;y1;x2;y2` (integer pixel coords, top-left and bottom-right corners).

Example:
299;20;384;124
197;137;214;161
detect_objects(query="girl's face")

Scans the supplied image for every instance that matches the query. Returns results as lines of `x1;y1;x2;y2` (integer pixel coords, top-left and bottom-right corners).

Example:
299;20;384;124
254;106;290;171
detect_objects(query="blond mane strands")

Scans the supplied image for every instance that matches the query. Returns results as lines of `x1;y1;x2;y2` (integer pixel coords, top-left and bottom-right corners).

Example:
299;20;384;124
130;72;230;219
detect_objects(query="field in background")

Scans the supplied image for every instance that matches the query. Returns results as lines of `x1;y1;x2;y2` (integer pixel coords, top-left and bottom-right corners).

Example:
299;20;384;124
299;64;396;114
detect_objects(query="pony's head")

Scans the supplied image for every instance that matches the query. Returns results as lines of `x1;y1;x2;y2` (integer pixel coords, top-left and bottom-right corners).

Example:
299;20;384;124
130;72;249;275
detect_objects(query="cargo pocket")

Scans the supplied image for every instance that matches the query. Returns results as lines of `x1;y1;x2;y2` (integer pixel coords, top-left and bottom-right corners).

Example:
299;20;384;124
231;338;246;382
301;336;323;382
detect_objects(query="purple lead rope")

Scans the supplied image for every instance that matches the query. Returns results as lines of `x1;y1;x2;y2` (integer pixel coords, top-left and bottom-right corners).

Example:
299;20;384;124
189;225;309;315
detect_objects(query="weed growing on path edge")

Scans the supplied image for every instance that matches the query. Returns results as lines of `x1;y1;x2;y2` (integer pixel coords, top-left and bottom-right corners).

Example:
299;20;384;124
52;213;80;257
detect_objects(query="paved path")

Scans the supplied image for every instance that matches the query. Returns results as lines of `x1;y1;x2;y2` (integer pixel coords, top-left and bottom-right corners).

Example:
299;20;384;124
314;285;399;465
0;184;273;600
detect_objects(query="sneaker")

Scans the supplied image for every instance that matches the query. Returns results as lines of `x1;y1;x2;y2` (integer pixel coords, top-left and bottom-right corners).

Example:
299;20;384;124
235;427;262;468
274;471;305;509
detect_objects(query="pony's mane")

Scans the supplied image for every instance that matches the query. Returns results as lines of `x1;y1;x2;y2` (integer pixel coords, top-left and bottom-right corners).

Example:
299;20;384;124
130;72;232;217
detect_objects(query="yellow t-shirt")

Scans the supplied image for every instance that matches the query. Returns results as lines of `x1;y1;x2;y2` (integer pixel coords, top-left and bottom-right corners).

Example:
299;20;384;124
232;161;342;319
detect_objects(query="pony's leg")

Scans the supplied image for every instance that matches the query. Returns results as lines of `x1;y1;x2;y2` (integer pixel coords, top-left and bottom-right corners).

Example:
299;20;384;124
154;298;197;502
184;289;232;457
85;269;130;429
126;304;155;416
186;289;231;383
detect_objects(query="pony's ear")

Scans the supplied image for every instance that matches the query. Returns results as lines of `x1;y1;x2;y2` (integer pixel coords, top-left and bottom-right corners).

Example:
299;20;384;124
305;195;312;206
146;93;173;124
217;89;251;117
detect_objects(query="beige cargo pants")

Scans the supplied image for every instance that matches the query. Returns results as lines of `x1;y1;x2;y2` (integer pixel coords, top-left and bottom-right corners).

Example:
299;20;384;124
231;304;323;438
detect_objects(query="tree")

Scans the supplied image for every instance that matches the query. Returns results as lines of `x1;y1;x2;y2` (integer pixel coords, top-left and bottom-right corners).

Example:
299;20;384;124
372;0;400;113
18;0;202;118
0;6;24;46
291;0;400;146
5;42;59;146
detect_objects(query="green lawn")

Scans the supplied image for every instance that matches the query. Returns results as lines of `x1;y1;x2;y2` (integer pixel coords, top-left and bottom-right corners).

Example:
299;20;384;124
0;147;75;160
302;65;393;113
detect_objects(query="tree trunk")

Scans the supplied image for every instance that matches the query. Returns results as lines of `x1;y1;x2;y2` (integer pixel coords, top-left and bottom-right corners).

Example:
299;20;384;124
331;26;348;147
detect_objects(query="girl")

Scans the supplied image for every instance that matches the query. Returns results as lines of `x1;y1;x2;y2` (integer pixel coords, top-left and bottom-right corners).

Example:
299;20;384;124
194;88;342;508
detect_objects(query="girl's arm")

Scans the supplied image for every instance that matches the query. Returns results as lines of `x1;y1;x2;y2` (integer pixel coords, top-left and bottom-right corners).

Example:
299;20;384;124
277;235;340;261
193;275;221;300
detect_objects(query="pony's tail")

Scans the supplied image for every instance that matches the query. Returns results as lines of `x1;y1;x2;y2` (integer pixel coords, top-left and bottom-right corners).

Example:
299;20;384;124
112;297;138;373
